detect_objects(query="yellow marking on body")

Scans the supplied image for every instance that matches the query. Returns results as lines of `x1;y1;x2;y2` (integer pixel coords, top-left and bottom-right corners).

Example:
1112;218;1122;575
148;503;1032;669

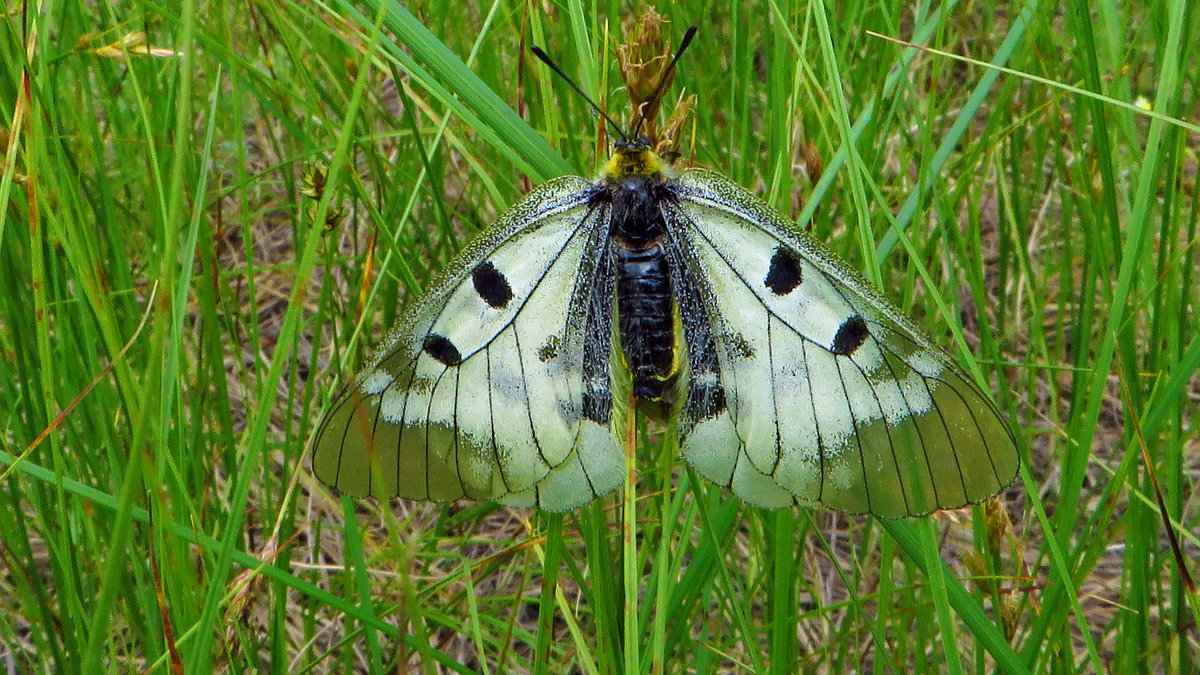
605;148;667;178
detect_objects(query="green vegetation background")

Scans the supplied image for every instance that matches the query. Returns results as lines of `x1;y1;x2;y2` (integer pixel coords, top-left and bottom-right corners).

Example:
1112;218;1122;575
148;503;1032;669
1;0;1197;672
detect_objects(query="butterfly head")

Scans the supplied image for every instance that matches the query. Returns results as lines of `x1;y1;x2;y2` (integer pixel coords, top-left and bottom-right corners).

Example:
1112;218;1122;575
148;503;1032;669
605;136;669;180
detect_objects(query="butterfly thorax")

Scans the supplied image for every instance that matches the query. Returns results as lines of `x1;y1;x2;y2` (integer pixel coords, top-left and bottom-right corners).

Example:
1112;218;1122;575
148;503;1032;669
594;142;679;402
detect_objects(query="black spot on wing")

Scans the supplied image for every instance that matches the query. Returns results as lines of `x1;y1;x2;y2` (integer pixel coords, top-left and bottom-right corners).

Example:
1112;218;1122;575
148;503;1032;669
831;315;869;356
472;261;514;309
764;247;803;295
725;331;755;359
537;335;560;362
422;334;462;366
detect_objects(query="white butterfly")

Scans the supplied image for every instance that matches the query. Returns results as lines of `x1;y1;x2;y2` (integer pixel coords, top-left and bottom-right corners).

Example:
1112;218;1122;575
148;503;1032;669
311;33;1019;518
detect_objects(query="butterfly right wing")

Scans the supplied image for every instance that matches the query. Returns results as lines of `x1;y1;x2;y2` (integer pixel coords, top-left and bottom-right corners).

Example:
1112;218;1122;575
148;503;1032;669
311;177;627;512
665;169;1018;517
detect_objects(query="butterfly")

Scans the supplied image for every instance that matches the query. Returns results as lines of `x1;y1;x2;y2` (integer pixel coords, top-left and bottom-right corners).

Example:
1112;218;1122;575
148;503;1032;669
310;27;1019;517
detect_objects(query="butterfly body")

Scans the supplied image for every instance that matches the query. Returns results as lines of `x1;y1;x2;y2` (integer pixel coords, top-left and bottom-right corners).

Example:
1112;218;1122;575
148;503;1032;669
604;142;680;402
312;139;1018;516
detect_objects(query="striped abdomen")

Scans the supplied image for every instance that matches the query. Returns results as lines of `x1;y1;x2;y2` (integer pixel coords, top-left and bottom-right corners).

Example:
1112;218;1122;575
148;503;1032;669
616;244;674;399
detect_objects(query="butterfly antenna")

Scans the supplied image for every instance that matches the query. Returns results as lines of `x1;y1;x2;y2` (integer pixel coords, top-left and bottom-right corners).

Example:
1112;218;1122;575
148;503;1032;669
631;25;698;140
530;45;628;142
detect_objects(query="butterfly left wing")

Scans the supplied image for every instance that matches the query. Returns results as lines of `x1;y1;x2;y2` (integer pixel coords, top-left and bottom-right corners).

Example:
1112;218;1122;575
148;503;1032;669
312;177;627;512
665;169;1019;518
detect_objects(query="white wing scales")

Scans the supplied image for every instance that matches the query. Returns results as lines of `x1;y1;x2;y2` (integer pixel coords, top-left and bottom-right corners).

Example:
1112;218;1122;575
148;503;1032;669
312;177;625;511
669;169;1018;517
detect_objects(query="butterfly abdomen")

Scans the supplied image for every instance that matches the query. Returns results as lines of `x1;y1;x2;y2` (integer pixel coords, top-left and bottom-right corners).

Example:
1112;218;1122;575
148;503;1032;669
615;244;674;399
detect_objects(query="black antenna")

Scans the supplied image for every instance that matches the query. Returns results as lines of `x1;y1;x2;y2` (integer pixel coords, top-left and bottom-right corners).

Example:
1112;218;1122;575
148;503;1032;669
630;25;698;140
530;45;628;142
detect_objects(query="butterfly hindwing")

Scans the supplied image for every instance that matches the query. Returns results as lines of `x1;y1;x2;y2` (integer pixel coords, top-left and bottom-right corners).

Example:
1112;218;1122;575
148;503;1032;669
312;177;627;511
667;169;1018;517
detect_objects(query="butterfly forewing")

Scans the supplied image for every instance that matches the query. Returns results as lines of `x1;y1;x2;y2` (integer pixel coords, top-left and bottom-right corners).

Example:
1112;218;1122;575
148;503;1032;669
668;169;1019;517
312;176;627;511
